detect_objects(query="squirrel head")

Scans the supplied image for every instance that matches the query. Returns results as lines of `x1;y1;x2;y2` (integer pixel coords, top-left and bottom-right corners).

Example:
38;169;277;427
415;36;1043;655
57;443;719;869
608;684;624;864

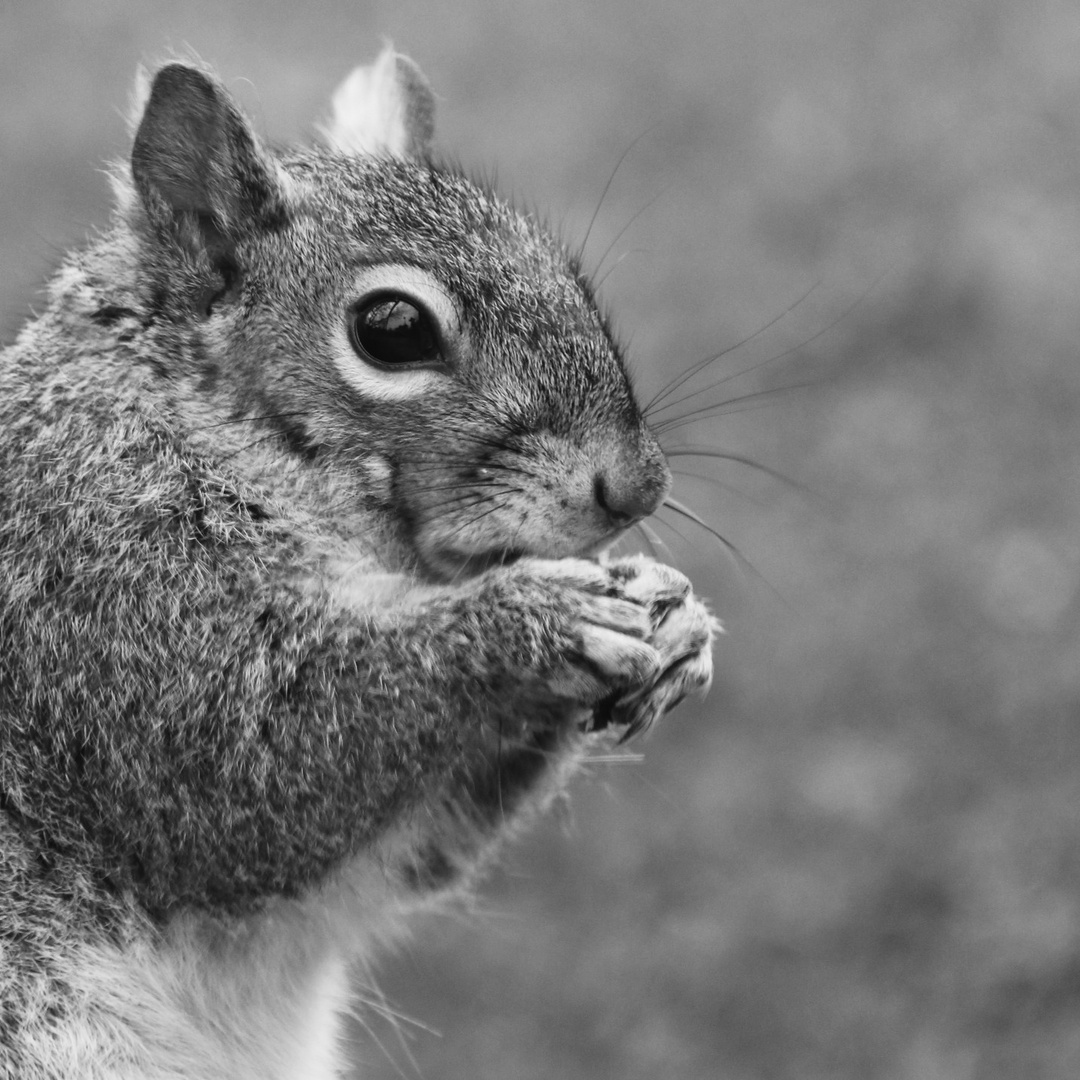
124;49;671;579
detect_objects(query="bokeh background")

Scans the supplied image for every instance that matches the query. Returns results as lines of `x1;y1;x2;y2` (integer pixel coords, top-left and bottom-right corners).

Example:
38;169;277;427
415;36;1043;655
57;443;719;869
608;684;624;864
4;2;1080;1077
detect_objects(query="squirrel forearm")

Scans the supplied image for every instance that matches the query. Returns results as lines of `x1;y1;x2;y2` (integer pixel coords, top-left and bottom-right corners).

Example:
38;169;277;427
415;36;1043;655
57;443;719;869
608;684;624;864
0;565;530;918
0;390;547;918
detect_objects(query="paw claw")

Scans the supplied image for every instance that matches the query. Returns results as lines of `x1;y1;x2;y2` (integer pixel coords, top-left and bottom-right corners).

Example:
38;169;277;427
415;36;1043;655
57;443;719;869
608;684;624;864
577;624;660;684
488;556;716;730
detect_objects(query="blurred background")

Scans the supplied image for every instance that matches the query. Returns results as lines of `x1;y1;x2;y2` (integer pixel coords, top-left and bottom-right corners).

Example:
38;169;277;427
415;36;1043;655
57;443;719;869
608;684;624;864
3;1;1080;1077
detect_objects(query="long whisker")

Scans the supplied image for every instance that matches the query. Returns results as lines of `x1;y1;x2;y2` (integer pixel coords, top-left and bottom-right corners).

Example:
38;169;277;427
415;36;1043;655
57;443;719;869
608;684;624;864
392;469;520;494
648;348;824;423
420;495;518;527
664;445;818;498
409;480;515;500
315;479;510;523
626;517;668;561
642;279;821;415
670;468;768;508
652;380;821;436
592;248;652;293
341;991;418;1080
193;411;307;432
394;475;523;507
577;123;660;267
649;266;892;420
648;357;814;422
660;496;791;609
651;505;696;549
348;966;437;1079
217;431;290;463
591;183;670;282
398;432;535;470
430;501;508;545
402;459;533;482
413;493;495;520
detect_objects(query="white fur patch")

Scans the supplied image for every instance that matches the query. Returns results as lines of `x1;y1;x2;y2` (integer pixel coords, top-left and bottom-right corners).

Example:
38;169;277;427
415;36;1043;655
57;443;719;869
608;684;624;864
126;64;154;136
280;959;351;1080
318;47;434;159
37;825;438;1079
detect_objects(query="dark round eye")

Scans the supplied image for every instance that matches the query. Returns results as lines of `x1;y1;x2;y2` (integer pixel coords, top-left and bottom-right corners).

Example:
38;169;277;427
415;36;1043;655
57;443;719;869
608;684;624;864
348;293;444;369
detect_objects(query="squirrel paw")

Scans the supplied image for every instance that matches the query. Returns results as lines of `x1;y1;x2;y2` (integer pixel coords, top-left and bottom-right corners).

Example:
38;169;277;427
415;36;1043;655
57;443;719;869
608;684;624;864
495;555;717;738
589;554;719;740
507;557;661;704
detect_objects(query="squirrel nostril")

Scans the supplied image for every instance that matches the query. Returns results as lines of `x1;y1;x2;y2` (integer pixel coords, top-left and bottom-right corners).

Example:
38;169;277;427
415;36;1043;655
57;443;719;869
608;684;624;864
594;473;651;529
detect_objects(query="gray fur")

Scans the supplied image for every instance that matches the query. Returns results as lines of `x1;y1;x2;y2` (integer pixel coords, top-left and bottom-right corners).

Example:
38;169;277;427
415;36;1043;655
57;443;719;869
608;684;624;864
0;56;715;1076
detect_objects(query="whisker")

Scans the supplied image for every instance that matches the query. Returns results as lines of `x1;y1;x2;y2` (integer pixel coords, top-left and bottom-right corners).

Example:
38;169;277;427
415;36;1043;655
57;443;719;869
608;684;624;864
341;998;418;1080
591;183;670;282
404;475;521;505
497;711;506;824
342;961;431;1079
420;487;517;509
312;480;505;524
649;355;823;424
583;752;646;765
401;459;533;482
642;279;821;415
577;123;660;267
651;504;696;550
633;518;669;560
670;467;768;508
193;411;306;432
648;357;812;422
649;266;892;421
413;492;498;521
216;430;290;463
412;430;517;455
592;248;653;293
651;379;822;436
664;445;821;500
432;501;508;545
660;496;792;609
397;473;518;497
661;495;736;555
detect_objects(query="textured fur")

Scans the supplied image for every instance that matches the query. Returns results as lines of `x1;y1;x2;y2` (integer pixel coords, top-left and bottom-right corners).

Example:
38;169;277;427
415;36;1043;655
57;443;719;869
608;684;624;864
0;48;716;1077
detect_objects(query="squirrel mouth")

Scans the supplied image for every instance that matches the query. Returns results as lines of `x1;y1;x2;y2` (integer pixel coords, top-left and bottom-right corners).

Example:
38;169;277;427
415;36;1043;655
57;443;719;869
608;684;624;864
427;547;525;580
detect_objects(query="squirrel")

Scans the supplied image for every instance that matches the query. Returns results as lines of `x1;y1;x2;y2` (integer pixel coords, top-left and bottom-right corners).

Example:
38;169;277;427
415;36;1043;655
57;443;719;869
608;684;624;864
0;47;717;1079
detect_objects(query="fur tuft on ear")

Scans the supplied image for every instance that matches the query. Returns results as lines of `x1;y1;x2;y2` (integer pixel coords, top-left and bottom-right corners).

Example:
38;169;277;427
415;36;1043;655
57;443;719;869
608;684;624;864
130;64;291;265
317;47;435;159
126;65;154;138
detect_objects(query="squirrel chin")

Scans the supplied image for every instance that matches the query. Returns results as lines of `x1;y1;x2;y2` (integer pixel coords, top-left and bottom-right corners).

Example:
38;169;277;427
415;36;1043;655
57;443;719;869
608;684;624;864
419;536;624;582
418;546;527;581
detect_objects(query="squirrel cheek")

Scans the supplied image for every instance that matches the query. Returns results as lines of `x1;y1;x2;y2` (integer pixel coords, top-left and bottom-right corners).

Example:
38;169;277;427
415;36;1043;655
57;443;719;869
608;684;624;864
360;454;393;498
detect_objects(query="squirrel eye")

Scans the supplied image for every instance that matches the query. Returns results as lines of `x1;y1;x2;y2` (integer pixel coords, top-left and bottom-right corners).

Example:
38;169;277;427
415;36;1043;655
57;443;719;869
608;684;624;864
349;293;444;369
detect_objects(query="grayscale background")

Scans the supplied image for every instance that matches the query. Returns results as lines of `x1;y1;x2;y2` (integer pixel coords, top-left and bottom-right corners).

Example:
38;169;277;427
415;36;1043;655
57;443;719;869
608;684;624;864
3;2;1079;1077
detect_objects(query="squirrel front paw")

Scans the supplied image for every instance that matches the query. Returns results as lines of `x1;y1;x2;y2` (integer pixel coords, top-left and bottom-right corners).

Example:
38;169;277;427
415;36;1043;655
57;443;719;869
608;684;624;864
592;555;719;739
484;555;717;740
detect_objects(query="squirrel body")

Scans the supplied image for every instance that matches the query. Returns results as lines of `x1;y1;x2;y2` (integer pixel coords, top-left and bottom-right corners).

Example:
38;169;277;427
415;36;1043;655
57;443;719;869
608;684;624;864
0;49;717;1078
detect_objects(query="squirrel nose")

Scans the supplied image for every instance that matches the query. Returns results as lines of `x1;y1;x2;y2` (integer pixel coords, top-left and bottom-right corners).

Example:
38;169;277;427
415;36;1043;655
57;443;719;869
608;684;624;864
593;466;668;530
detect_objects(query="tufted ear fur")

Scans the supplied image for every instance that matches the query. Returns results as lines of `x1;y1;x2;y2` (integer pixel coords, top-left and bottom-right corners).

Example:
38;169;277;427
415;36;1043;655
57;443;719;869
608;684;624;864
131;64;290;271
317;47;435;159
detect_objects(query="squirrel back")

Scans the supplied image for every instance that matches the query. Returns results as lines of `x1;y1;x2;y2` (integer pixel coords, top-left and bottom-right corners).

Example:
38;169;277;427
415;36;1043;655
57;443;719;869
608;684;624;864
0;48;716;1078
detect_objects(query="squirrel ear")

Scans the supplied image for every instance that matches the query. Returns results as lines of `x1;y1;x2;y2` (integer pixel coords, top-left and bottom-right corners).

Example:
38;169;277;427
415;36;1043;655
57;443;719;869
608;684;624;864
131;64;290;263
317;47;435;159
